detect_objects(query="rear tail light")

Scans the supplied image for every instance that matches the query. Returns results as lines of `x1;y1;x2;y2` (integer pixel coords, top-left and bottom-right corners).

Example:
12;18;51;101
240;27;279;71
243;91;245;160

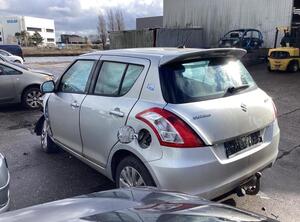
136;108;205;148
271;100;278;120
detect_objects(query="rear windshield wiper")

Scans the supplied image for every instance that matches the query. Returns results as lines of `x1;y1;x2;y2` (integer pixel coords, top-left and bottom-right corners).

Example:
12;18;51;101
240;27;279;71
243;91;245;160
223;85;250;97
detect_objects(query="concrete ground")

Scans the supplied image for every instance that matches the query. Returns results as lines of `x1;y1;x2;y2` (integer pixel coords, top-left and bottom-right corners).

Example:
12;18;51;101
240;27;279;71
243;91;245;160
0;60;299;221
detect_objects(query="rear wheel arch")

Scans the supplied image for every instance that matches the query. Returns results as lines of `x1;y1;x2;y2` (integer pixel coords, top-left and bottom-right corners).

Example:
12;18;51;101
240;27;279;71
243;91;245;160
110;149;155;185
21;84;41;99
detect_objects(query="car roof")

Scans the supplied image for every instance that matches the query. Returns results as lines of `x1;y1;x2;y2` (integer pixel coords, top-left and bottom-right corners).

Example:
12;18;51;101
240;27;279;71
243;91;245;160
81;48;247;66
228;29;260;32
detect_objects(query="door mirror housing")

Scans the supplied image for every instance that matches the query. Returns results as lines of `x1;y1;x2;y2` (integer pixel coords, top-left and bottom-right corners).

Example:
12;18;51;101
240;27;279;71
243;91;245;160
41;80;55;93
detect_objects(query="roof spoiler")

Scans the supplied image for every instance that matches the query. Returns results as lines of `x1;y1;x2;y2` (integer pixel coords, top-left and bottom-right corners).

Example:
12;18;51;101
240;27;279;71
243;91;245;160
160;48;247;66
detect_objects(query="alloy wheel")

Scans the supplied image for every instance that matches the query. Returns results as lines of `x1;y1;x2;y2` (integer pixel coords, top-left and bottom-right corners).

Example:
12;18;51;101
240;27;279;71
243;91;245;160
119;166;146;188
26;90;42;109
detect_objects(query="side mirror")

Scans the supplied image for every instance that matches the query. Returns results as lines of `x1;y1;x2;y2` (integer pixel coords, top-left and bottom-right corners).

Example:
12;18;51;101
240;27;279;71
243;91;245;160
0;67;4;75
41;80;55;93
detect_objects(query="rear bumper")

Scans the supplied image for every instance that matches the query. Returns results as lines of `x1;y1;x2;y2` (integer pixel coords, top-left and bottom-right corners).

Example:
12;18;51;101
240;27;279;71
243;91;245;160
147;121;280;199
268;58;289;71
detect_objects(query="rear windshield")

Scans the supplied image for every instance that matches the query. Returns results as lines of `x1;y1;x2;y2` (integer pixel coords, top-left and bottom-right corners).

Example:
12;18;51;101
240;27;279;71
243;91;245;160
270;51;290;59
159;58;256;104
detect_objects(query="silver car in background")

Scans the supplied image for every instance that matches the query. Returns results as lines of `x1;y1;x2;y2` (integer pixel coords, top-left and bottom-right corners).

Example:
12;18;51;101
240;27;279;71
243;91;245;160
0;154;9;213
37;48;280;199
0;60;53;109
0;49;23;64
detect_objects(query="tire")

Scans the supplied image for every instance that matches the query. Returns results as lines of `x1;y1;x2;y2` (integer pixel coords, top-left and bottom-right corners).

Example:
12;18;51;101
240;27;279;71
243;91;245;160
116;156;155;188
267;61;273;72
21;86;42;109
288;61;299;73
41;120;59;153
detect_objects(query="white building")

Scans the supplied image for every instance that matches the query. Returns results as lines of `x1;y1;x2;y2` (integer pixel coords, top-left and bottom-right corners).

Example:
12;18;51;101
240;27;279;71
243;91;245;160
0;16;56;45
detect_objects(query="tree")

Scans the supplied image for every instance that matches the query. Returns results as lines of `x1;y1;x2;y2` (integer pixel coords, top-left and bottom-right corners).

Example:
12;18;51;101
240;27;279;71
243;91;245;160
115;9;125;31
106;8;126;32
97;12;108;47
106;8;116;32
16;31;30;46
15;32;21;45
29;31;43;46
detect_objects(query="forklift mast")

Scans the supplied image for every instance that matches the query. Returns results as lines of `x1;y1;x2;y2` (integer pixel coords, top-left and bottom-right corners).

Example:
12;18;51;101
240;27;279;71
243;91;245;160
274;27;300;48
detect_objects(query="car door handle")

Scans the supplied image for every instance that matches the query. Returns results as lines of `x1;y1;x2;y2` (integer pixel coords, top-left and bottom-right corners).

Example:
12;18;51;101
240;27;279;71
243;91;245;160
71;102;80;109
109;108;124;117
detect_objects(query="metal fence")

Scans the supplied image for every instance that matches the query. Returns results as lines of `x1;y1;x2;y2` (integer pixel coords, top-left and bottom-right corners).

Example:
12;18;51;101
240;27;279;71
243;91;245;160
109;30;154;49
109;28;204;49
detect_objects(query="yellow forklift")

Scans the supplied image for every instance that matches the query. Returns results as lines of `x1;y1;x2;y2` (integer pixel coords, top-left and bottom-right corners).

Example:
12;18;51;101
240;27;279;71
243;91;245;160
267;26;300;72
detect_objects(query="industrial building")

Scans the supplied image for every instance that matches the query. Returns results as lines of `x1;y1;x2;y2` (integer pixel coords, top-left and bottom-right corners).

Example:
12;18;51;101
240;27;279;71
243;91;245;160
163;0;299;48
136;16;163;30
0;16;56;45
60;34;87;44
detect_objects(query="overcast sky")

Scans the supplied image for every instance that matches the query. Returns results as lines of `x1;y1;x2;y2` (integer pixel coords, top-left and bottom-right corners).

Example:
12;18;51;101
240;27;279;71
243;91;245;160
0;0;163;37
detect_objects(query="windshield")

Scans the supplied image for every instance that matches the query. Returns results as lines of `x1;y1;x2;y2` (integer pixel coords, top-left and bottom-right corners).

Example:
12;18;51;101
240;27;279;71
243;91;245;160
225;31;243;38
270;51;290;59
160;58;256;104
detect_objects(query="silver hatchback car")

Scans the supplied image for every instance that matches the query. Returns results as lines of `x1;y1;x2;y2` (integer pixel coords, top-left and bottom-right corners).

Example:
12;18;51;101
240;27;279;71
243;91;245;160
0;60;53;109
37;48;280;199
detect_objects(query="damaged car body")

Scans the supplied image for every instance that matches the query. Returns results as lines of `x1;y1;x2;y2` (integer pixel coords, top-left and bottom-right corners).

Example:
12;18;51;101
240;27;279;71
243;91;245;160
35;48;280;200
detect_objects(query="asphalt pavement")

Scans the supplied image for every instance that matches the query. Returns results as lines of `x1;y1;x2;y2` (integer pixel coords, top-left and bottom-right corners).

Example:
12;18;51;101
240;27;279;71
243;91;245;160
0;60;299;221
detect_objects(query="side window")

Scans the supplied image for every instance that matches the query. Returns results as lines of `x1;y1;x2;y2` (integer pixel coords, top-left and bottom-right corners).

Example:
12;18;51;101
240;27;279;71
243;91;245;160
94;61;144;96
59;60;95;93
120;64;144;95
252;31;260;39
0;50;9;56
94;62;127;96
0;64;22;75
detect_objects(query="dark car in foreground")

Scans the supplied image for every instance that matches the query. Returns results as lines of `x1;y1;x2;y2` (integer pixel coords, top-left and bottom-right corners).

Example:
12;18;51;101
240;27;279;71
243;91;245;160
219;29;264;50
0;187;277;221
0;153;9;213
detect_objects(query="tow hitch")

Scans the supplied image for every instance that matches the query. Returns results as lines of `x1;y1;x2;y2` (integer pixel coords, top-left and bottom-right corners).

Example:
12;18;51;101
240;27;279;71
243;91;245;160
237;172;262;196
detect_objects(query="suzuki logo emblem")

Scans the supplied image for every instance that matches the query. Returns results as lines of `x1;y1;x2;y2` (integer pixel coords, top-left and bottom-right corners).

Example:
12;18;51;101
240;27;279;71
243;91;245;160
241;103;247;112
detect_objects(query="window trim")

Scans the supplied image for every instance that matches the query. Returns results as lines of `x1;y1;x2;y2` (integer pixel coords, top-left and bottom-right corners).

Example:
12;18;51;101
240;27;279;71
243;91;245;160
0;63;23;76
159;57;257;104
91;60;144;98
56;59;98;95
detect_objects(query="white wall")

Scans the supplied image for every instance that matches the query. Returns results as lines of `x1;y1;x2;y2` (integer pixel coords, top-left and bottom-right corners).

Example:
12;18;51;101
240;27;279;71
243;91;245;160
23;16;56;45
0;16;22;44
0;16;56;45
164;0;294;48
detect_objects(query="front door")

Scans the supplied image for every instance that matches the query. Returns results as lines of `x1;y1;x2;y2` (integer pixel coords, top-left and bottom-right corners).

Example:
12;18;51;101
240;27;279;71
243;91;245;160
0;63;20;104
48;59;97;154
80;56;150;167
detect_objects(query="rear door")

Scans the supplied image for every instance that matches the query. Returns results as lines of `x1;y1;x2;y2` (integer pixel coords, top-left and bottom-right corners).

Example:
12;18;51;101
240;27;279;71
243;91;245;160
0;63;21;103
48;59;97;154
80;56;150;167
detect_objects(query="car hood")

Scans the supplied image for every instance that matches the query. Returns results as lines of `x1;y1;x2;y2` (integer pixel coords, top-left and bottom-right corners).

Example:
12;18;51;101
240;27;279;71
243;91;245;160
31;69;54;77
0;187;277;222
